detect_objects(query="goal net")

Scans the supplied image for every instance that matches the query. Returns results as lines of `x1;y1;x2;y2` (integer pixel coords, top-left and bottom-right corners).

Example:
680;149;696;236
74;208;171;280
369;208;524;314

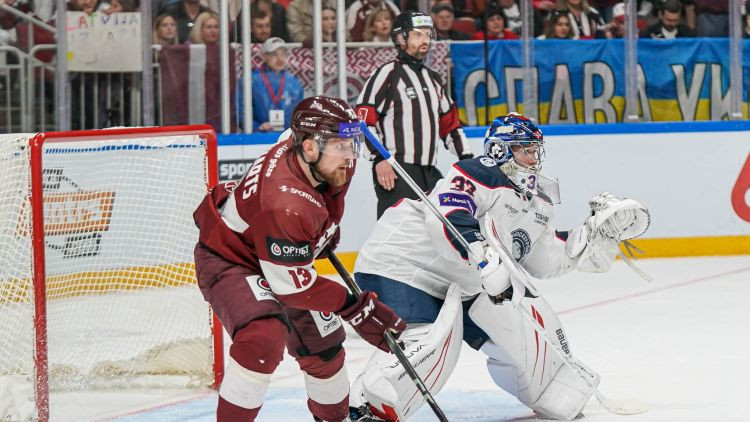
0;126;222;421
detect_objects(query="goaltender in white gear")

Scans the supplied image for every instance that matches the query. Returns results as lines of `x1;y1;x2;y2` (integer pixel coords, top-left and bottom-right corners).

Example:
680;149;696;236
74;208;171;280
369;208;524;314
349;113;650;421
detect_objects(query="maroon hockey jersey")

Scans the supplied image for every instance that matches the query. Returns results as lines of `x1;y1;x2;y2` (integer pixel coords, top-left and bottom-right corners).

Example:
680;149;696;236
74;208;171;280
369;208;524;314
194;137;354;312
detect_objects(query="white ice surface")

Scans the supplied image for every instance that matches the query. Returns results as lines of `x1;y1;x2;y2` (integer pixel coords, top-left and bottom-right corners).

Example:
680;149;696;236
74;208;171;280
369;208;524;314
56;255;750;421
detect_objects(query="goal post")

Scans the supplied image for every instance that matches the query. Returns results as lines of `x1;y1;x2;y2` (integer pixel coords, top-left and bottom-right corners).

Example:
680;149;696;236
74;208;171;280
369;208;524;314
0;126;223;421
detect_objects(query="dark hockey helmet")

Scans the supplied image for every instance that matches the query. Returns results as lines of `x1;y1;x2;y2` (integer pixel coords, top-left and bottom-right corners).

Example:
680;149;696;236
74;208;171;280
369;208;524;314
391;11;434;45
290;95;362;157
483;112;544;167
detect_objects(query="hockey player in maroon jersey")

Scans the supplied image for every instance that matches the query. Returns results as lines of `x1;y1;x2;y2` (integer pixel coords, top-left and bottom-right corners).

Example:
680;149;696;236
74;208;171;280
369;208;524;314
193;95;406;421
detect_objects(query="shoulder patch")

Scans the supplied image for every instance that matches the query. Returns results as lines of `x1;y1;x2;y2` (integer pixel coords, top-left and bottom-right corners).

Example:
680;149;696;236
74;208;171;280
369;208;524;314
454;157;513;189
480;157;496;167
437;192;477;216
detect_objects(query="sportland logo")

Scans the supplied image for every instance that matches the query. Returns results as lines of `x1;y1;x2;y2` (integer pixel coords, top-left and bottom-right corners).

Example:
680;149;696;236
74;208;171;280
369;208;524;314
731;155;750;222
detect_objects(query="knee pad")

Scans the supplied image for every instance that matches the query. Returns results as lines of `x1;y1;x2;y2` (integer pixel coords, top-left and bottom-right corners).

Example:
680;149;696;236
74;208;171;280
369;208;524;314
298;349;350;421
231;317;287;372
220;318;287;410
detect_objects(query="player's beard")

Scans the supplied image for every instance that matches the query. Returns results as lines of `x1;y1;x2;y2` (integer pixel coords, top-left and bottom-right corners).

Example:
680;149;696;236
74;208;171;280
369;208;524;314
317;161;351;186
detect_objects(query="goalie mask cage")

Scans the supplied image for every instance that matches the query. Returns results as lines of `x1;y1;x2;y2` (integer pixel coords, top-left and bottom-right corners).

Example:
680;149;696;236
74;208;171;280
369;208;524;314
0;126;223;421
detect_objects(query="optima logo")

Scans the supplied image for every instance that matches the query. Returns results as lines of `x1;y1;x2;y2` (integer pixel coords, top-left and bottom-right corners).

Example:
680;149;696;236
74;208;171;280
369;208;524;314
266;237;313;263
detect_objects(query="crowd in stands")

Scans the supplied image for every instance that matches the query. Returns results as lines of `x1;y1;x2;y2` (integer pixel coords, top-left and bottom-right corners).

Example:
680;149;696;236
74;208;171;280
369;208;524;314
1;0;745;58
0;0;747;132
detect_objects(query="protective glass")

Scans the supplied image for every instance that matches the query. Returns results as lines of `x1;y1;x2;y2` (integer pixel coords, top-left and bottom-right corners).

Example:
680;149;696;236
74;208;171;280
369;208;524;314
320;137;362;159
317;121;363;158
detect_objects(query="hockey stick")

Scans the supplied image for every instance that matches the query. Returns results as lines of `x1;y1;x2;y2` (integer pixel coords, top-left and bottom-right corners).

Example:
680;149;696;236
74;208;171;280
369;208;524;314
326;249;449;422
359;122;647;416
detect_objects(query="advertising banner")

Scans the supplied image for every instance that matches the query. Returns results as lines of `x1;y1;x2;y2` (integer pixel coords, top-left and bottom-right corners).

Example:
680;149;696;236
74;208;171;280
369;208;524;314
451;39;750;125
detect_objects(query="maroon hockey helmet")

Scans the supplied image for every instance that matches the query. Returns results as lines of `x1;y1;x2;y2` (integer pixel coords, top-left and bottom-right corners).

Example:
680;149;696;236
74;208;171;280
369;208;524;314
290;96;362;146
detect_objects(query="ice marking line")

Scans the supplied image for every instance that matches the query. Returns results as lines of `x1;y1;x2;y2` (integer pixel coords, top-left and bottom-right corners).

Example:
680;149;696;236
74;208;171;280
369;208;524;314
559;266;750;315
98;391;215;421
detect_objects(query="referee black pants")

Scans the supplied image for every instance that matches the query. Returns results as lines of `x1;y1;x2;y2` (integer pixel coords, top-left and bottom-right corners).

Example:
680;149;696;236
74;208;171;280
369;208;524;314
372;160;443;220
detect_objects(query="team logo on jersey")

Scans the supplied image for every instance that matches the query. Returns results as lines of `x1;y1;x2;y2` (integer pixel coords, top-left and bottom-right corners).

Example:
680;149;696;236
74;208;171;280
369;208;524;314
511;229;532;261
266;237;312;263
311;310;342;337
438;193;477;216
405;87;417;99
246;275;277;302
480;157;496;167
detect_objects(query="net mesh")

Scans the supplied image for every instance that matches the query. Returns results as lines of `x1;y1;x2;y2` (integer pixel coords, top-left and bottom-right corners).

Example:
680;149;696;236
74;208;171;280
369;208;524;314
0;131;215;419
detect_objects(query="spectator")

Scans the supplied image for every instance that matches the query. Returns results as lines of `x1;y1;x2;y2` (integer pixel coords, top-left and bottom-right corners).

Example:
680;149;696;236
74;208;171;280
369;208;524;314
321;5;338;41
471;7;519;39
652;0;695;28
253;0;291;41
498;0;544;37
534;0;557;12
68;0;105;14
287;0;335;43
189;11;220;44
103;0;138;14
250;9;273;43
694;0;727;37
159;0;213;44
552;0;605;38
346;0;400;42
238;37;304;132
745;12;750;38
299;5;345;45
601;1;625;38
642;0;695;38
153;13;179;45
362;7;393;41
432;3;471;40
589;0;617;21
538;9;573;38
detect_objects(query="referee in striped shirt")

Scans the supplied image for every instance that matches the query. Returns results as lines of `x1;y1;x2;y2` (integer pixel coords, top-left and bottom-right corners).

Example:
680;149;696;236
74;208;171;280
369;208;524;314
356;11;473;219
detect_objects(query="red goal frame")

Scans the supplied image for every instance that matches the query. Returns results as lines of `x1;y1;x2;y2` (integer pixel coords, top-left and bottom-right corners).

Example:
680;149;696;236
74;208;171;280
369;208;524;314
26;125;223;422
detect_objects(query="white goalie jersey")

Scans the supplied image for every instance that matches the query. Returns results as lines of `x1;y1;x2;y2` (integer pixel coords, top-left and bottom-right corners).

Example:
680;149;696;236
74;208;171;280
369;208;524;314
355;156;580;299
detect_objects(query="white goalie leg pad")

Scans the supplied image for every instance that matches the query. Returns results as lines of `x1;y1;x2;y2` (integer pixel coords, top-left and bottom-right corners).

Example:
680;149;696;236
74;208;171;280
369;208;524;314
304;365;350;405
354;283;464;420
219;356;272;409
470;293;599;420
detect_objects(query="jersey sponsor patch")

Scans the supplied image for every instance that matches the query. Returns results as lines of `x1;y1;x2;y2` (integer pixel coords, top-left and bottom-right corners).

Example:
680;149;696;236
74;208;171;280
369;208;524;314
310;310;342;338
511;228;532;261
438;193;477;215
480;157;496;167
266;237;312;263
279;185;322;208
246;275;278;302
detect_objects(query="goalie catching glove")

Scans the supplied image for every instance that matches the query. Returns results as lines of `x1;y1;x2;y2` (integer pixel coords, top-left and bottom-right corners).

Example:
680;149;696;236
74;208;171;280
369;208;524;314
587;192;650;242
337;291;406;352
566;192;650;273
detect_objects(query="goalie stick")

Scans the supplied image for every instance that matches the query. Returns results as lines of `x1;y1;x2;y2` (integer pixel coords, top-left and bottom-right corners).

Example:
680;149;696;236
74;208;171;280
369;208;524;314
359;122;648;417
326;249;449;422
